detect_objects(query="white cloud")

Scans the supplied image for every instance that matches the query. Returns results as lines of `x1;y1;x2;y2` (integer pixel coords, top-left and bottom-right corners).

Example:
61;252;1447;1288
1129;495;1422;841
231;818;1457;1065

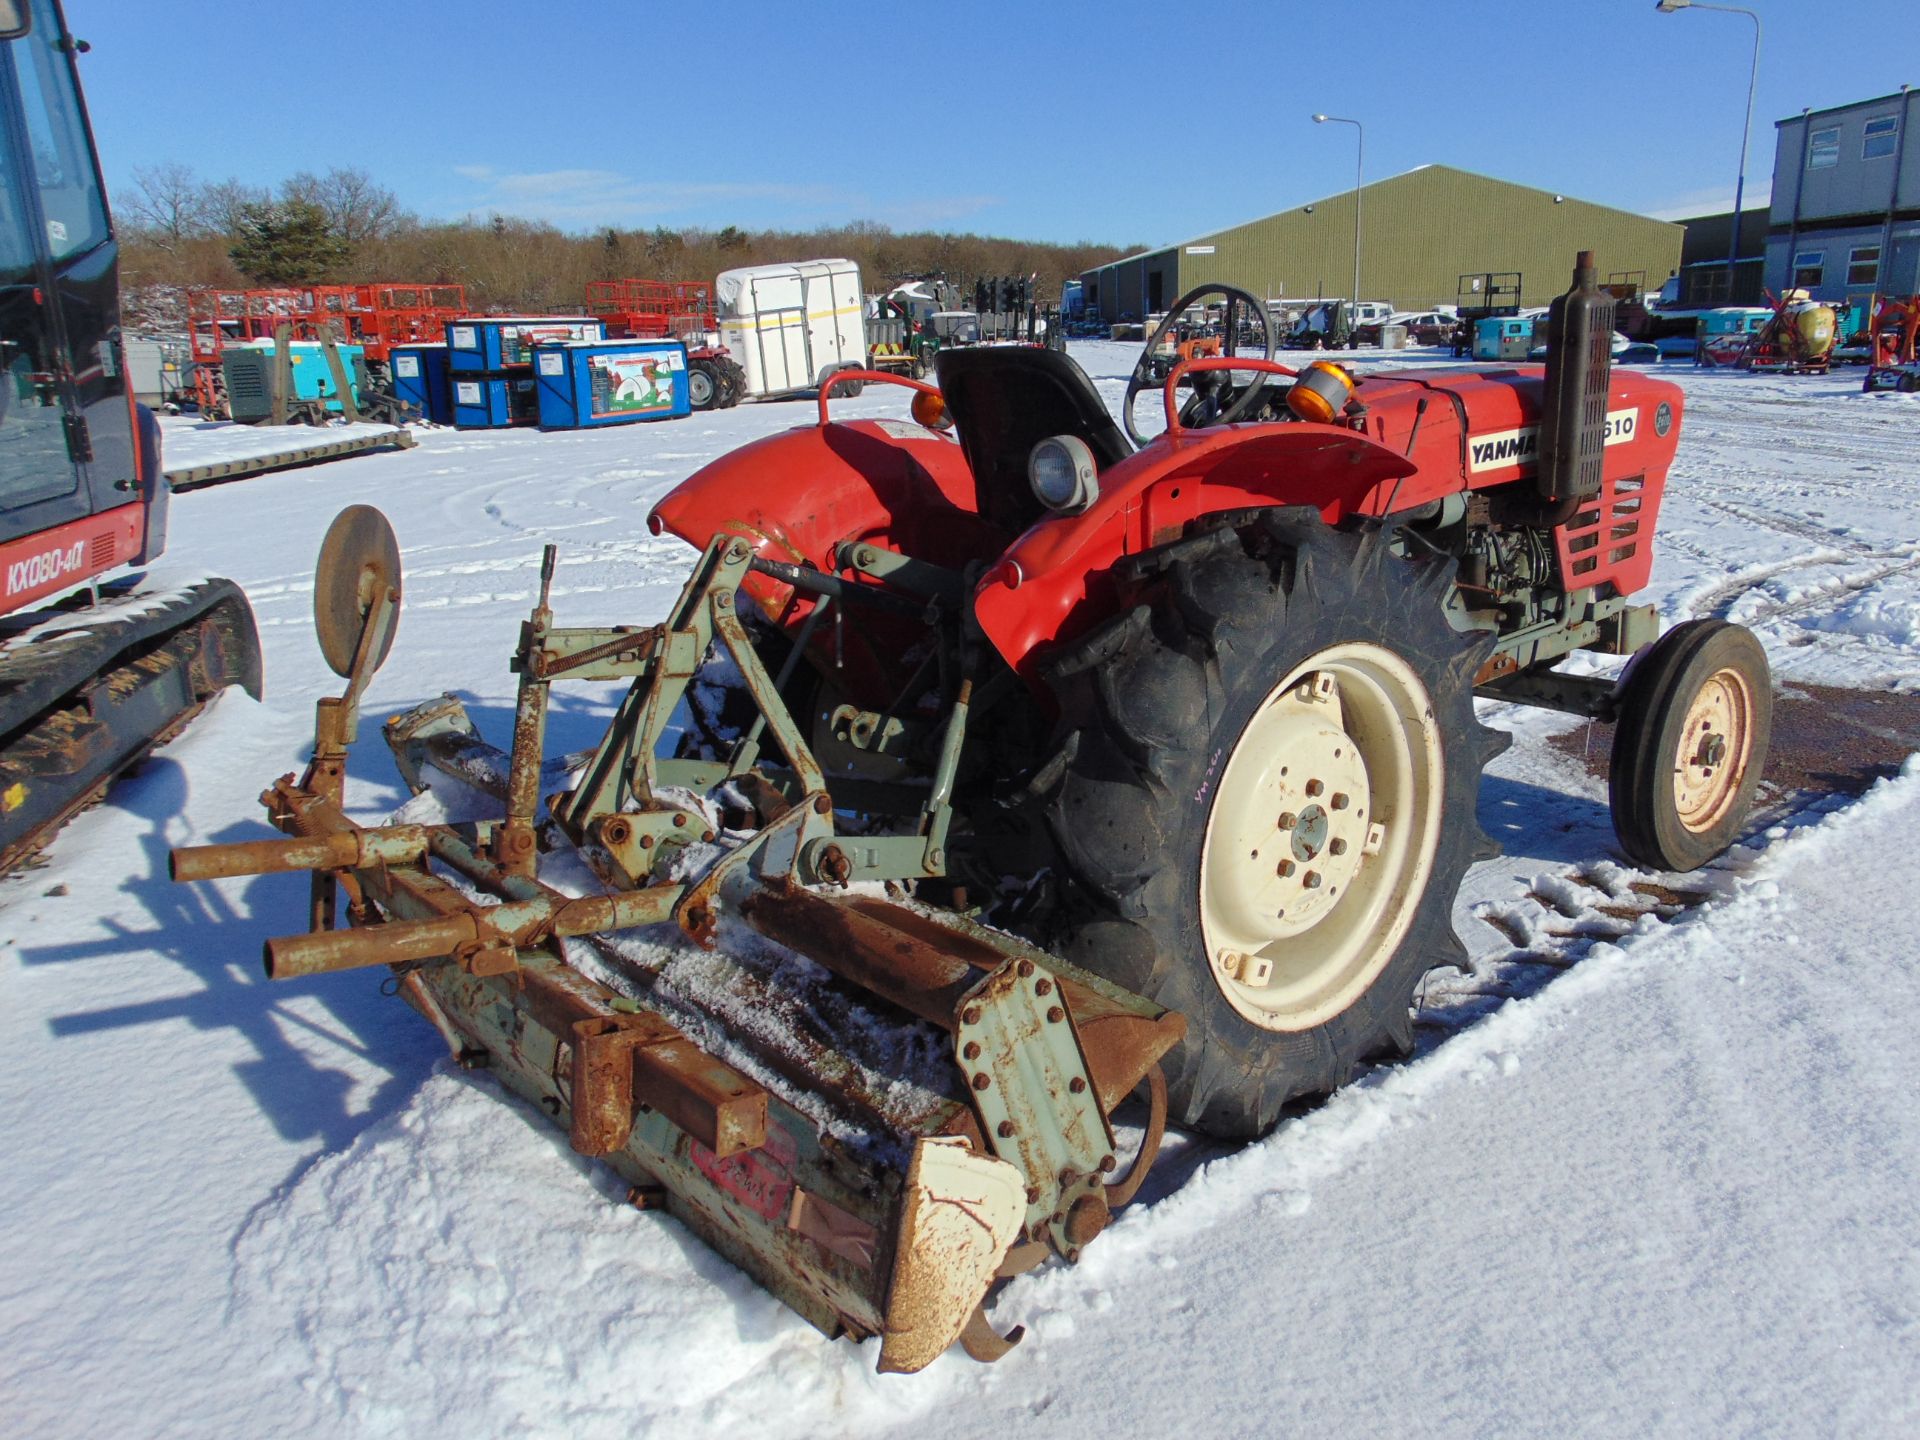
1645;181;1774;221
432;165;1001;232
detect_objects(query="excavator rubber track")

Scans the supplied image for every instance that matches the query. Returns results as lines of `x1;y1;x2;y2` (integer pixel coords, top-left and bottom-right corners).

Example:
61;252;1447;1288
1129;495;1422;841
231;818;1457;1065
0;577;261;872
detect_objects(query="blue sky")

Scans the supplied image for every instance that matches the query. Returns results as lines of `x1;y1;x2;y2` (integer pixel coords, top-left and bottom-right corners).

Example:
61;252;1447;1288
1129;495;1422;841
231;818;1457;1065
74;0;1920;247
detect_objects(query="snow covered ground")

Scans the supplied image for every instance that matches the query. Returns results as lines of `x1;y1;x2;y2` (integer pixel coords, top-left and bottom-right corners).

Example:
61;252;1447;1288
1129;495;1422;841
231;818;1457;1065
4;345;1919;1437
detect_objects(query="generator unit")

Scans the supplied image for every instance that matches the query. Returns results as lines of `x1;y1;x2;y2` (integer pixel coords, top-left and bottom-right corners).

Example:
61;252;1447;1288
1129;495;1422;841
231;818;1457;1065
533;339;691;429
220;338;367;424
1473;315;1538;362
390;344;452;423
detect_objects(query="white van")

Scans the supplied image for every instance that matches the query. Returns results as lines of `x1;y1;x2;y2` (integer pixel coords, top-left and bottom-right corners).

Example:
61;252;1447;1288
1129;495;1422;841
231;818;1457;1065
715;259;868;400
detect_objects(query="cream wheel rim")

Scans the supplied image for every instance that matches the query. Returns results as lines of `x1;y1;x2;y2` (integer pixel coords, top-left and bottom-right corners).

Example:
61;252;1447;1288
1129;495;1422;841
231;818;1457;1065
1199;642;1445;1032
1673;665;1755;833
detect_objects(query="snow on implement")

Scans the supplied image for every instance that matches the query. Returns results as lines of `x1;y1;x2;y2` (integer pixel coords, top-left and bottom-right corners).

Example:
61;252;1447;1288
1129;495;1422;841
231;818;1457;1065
171;252;1772;1369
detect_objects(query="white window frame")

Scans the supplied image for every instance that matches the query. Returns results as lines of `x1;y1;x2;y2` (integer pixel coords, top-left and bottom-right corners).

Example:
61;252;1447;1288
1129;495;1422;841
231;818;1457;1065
1808;126;1841;169
1848;245;1881;287
1792;249;1825;287
1863;115;1899;160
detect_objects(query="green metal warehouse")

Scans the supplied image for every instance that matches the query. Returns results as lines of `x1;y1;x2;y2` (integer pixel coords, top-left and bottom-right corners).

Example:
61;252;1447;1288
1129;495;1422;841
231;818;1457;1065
1081;165;1683;319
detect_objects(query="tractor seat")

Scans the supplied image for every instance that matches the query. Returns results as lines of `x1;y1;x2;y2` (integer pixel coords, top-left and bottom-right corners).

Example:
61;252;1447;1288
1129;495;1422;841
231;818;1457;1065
934;347;1133;535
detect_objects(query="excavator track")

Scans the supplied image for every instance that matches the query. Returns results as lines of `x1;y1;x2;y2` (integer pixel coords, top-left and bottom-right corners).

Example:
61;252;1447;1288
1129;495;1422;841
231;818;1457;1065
0;578;261;875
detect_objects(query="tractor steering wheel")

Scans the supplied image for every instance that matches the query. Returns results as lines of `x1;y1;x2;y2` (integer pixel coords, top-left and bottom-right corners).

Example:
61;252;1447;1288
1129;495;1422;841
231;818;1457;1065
1123;283;1276;446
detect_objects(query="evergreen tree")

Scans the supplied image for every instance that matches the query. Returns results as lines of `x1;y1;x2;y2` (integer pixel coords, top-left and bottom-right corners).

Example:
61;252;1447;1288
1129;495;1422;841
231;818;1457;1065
227;198;349;284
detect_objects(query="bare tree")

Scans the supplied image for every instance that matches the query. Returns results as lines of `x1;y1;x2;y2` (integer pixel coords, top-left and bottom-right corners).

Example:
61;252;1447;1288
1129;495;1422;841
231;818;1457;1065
283;167;404;249
200;177;271;235
121;163;209;249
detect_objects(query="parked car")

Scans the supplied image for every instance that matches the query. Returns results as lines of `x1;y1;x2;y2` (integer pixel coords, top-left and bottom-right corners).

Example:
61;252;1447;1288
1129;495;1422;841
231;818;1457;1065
1527;328;1634;363
1394;311;1455;345
1344;301;1402;346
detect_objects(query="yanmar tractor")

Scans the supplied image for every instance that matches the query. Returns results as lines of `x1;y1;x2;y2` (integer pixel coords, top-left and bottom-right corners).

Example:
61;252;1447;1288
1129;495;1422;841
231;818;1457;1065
174;252;1770;1371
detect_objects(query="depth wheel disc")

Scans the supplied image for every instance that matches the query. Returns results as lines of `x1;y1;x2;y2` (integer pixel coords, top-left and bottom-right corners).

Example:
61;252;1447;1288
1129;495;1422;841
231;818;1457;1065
313;505;402;678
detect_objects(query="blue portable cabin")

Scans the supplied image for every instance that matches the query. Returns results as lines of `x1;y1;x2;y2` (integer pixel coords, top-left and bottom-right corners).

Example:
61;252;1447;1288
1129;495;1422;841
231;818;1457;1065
451;372;539;429
533;339;691;429
445;316;607;372
1472;315;1538;362
389;343;452;423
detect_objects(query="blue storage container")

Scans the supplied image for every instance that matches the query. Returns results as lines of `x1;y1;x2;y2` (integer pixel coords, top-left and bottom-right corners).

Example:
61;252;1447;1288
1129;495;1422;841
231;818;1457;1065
445;316;607;372
389;343;451;423
533;339;691;428
451;372;539;429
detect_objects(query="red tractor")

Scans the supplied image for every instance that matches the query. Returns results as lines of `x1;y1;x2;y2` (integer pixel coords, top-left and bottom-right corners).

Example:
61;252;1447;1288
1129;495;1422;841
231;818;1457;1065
1863;295;1920;391
175;252;1769;1368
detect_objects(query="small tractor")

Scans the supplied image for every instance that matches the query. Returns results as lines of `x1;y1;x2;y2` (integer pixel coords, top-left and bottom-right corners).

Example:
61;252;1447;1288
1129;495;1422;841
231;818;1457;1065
173;253;1772;1371
866;295;942;379
1862;295;1920;392
1144;312;1222;383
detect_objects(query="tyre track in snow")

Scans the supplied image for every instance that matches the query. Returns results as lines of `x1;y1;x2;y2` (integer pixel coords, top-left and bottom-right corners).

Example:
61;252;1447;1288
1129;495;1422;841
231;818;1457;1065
1677;546;1920;626
1689;494;1880;556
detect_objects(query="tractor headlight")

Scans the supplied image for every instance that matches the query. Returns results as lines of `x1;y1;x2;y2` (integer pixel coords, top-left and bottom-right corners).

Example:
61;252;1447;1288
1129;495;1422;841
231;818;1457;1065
1028;435;1098;514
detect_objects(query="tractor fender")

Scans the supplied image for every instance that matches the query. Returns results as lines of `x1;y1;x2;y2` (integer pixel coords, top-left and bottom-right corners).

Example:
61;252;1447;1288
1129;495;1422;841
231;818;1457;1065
649;418;1005;704
971;425;1418;685
649;418;997;574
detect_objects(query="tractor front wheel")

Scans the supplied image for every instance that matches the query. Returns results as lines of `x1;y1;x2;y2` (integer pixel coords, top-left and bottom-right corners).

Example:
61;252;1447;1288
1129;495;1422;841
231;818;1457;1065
1043;509;1504;1138
1609;619;1771;872
687;361;718;410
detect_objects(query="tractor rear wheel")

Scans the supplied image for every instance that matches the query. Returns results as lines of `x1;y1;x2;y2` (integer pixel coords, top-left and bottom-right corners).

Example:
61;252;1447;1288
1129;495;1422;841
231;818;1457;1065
1609;619;1771;872
1043;509;1504;1138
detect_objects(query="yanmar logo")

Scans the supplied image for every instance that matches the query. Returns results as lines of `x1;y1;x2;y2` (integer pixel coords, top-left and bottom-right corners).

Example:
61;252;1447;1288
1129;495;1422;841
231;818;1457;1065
1468;407;1638;473
6;541;85;597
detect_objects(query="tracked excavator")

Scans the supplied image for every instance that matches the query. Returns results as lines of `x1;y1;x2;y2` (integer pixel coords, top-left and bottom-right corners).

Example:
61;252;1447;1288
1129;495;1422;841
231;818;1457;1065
0;0;258;869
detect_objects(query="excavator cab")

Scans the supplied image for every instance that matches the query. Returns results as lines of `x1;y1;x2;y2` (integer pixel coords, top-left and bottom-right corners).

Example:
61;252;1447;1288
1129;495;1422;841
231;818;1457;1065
0;0;159;602
0;0;258;870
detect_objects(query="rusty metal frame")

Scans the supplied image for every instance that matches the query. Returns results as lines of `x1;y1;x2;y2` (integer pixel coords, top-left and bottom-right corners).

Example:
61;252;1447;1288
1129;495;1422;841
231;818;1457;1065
168;506;1191;1373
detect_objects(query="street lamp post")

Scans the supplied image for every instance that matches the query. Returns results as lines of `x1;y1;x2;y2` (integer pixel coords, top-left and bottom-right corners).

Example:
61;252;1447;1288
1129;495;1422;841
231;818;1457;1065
1656;0;1763;300
1312;113;1363;307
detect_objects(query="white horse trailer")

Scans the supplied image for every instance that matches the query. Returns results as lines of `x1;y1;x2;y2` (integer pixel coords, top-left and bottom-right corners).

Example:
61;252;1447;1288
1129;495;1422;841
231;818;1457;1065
714;258;867;400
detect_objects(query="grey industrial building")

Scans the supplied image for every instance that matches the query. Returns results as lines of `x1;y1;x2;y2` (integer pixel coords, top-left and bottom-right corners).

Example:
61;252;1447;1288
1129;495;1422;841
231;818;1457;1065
1078;165;1684;320
1671;205;1769;307
1766;88;1917;304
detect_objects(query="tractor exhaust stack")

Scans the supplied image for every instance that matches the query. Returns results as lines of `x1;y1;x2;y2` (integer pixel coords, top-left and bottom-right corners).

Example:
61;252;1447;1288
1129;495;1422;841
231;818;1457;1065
1537;249;1616;518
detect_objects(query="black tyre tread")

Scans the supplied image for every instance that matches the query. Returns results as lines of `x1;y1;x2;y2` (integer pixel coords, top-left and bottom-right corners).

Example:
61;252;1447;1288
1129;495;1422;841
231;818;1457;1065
687;360;718;410
1042;508;1503;1138
1609;619;1772;872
